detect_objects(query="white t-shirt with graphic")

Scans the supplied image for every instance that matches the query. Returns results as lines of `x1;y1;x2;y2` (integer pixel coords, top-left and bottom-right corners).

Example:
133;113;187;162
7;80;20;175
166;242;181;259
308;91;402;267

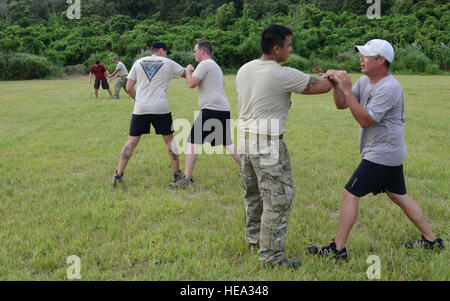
128;55;184;115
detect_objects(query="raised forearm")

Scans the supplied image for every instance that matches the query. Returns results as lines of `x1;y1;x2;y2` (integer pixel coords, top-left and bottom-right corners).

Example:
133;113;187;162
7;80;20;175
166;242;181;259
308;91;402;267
345;91;374;128
185;70;193;87
333;83;348;109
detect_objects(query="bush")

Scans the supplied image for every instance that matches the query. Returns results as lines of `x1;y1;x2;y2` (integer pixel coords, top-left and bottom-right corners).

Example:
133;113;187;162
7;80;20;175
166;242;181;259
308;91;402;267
169;51;196;67
336;50;361;72
282;54;310;71
133;49;152;62
425;63;440;74
42;48;64;65
431;42;450;71
0;52;58;80
63;65;88;76
391;43;436;73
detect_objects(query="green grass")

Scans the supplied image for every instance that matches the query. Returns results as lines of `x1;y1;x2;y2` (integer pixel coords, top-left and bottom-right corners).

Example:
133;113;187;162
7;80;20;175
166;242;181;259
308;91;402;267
0;75;448;281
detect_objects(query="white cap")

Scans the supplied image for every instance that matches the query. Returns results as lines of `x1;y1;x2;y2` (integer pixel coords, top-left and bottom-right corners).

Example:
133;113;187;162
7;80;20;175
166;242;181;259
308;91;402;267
355;39;394;63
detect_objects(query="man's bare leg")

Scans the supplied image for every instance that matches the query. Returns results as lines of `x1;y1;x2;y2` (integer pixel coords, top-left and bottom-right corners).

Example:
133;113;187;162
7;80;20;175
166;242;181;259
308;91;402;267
184;142;198;178
386;191;436;241
162;134;180;175
116;135;141;176
334;189;360;251
94;89;99;99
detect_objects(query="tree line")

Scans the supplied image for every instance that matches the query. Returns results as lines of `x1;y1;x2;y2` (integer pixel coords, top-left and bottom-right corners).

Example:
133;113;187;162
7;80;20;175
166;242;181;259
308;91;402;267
0;0;449;79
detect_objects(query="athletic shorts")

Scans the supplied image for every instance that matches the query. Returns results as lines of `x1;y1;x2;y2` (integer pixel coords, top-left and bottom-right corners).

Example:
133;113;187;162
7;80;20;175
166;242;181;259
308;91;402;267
94;79;109;90
129;113;174;137
345;159;407;197
187;109;233;146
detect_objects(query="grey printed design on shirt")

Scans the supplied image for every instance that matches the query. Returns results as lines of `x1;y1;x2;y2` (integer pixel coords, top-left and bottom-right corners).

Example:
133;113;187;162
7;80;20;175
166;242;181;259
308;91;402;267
140;60;164;82
366;95;373;108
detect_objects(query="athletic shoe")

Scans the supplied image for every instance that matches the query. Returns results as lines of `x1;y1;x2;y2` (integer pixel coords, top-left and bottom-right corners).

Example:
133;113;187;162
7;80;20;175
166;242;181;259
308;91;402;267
169;177;194;189
405;235;445;250
276;258;301;269
308;239;348;260
248;242;259;251
112;171;123;187
173;170;185;183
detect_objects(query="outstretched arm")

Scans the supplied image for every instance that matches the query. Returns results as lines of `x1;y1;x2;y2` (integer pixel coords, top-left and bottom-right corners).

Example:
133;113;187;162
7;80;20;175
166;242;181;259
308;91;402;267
109;69;119;80
301;76;333;95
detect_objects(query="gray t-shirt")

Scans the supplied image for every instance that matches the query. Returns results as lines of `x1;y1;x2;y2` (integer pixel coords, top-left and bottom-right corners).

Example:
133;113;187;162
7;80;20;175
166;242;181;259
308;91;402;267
192;59;230;111
116;61;128;77
352;74;406;166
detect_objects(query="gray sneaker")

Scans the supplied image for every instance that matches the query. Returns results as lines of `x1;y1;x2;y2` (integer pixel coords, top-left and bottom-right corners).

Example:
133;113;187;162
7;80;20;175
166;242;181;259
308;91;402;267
169;177;193;189
112;171;123;187
405;235;444;250
173;170;185;183
264;257;301;269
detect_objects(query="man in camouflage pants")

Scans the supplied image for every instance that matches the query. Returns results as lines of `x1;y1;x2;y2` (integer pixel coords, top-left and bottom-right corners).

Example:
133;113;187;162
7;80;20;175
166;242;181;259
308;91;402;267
236;24;332;268
241;137;294;264
109;57;129;99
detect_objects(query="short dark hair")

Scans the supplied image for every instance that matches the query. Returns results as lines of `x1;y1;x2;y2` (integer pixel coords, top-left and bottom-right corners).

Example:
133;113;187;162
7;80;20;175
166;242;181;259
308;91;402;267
197;40;213;55
260;24;293;55
150;41;172;55
95;60;100;65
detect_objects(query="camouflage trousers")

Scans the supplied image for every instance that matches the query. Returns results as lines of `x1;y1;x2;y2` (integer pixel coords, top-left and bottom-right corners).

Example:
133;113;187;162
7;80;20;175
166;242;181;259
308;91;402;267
114;76;127;99
240;139;294;264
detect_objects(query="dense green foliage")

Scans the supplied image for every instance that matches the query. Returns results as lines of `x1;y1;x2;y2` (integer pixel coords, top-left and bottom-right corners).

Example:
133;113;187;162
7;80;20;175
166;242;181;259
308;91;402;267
0;0;449;79
0;51;59;79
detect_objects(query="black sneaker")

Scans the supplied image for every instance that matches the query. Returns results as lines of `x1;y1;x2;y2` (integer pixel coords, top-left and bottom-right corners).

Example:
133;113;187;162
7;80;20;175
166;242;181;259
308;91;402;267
277;257;301;269
248;242;259;251
173;170;185;183
405;235;445;250
308;239;348;260
112;171;123;187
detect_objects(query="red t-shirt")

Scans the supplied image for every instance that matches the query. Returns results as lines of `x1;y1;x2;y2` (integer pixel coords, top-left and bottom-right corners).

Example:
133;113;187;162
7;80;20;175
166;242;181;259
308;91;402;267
90;64;107;81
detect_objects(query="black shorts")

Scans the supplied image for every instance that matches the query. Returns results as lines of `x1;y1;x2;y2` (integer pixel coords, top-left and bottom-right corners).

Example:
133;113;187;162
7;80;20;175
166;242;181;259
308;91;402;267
94;79;109;90
129;113;174;137
345;159;407;197
187;109;233;146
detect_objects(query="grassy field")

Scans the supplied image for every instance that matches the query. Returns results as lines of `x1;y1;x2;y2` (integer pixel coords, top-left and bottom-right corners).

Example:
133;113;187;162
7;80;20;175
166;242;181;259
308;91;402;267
0;74;448;281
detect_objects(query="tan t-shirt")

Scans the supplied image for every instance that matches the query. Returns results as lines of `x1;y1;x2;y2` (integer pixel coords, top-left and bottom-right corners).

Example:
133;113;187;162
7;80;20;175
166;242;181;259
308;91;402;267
192;59;230;111
236;59;310;135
